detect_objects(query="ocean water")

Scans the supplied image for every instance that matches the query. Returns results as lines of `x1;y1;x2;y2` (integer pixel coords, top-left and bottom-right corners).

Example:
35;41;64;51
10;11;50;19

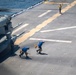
0;0;43;16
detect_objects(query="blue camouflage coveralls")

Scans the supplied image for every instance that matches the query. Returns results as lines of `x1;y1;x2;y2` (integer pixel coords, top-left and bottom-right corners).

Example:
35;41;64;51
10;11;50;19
37;41;45;53
19;47;29;57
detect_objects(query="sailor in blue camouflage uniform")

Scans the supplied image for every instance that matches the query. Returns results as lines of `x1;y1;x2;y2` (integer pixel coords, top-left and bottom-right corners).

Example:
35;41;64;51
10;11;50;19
35;41;45;54
19;47;29;57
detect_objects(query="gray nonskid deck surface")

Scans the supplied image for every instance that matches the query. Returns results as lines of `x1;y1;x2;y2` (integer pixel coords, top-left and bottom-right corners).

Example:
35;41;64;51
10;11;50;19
0;0;76;75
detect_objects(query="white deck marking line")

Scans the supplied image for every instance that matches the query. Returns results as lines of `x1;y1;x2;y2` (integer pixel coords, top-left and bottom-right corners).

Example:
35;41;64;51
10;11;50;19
29;38;72;43
12;24;29;34
38;10;51;17
41;26;76;33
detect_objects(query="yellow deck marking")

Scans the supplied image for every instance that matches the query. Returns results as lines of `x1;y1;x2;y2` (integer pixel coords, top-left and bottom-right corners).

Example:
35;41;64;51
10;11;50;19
15;1;76;45
44;1;69;4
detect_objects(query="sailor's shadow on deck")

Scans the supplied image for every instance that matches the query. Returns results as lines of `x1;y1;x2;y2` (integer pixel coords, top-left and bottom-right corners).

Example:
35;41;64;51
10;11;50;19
39;52;48;55
20;56;32;60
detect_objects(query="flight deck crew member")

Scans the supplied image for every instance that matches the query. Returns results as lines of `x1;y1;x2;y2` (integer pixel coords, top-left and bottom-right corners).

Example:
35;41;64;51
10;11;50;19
59;4;62;14
19;47;29;57
35;41;45;54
